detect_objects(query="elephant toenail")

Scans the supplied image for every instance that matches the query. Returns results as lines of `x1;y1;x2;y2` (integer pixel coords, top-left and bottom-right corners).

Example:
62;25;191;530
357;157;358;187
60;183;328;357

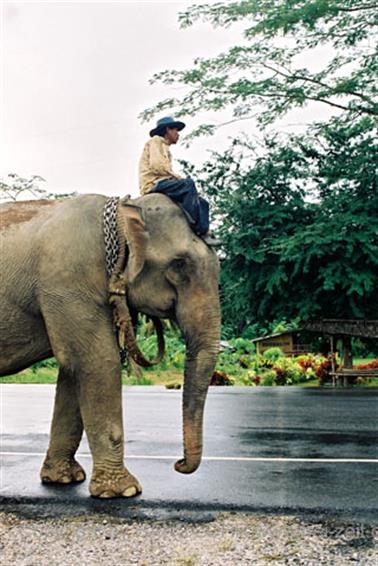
98;490;115;499
123;486;137;497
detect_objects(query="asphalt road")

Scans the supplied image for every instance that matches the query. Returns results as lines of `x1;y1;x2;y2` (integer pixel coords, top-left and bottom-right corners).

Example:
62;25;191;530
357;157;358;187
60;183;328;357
1;385;377;522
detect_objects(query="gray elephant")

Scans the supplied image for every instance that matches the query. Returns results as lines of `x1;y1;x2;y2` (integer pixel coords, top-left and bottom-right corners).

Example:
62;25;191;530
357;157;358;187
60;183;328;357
0;193;220;498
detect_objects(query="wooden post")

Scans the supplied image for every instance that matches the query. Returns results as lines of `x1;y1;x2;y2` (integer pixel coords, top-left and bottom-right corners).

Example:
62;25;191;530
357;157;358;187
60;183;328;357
330;335;336;387
342;335;353;368
342;335;353;386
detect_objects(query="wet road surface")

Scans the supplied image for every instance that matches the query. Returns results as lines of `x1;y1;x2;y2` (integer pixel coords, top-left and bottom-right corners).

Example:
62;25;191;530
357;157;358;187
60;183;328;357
1;385;377;521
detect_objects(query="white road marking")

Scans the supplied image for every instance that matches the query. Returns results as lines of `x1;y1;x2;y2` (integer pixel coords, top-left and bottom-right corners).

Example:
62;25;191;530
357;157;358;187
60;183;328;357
0;452;377;463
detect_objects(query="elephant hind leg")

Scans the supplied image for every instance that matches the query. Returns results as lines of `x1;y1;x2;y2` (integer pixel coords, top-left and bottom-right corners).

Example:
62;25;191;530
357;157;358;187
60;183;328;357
40;366;86;485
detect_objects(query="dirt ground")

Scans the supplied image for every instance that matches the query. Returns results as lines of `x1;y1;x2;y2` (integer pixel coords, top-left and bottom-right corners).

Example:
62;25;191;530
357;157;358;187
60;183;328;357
0;511;377;565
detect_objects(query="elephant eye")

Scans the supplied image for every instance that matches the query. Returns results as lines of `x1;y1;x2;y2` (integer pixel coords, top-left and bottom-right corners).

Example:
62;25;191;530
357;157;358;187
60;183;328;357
170;258;186;270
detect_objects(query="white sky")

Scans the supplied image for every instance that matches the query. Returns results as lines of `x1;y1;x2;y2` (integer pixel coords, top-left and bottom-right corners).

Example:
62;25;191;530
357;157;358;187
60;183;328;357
1;1;334;198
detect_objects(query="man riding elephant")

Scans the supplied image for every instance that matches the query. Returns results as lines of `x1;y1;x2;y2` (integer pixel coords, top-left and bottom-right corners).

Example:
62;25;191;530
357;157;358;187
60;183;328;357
139;116;220;247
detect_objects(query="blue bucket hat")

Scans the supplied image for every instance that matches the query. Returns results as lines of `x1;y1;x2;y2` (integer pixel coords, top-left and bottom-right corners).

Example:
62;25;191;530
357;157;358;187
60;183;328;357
149;116;186;137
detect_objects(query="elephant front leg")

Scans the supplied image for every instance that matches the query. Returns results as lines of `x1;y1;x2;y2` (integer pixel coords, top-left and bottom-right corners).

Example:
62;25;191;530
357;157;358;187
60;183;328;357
40;367;86;484
77;357;142;499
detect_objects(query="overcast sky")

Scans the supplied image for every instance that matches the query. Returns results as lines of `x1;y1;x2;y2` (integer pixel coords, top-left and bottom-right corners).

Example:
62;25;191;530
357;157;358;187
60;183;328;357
1;1;334;198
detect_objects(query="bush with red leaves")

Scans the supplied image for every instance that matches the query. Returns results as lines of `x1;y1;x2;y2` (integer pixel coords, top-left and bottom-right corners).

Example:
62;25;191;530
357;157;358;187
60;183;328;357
273;366;286;385
210;369;233;386
354;359;378;370
298;358;313;370
316;355;338;385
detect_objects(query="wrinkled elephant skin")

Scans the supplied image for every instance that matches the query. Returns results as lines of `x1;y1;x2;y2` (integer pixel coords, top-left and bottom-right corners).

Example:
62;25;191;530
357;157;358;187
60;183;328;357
0;194;220;498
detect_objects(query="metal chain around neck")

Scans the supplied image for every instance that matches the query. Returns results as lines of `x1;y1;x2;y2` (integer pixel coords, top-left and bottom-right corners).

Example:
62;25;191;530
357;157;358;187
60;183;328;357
103;196;127;364
103;197;120;277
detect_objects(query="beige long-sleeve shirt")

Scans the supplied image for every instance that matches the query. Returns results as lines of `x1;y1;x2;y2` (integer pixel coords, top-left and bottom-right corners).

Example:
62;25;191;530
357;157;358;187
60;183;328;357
138;135;181;195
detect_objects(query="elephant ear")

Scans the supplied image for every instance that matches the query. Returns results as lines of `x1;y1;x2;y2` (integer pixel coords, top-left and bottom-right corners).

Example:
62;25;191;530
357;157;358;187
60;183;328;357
120;202;148;284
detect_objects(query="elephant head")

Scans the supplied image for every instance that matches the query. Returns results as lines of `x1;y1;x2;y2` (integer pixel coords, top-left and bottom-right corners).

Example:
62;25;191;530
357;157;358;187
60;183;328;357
118;193;221;474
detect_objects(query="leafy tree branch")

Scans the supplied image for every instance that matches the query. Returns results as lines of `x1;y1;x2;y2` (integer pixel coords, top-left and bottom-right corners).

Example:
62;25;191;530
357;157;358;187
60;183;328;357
0;174;76;202
142;0;377;135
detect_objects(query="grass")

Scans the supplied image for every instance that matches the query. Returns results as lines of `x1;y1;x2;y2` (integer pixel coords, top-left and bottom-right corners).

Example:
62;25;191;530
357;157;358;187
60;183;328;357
0;366;184;386
1;359;376;387
296;379;319;387
353;377;378;387
353;358;375;365
1;367;57;384
296;377;378;387
123;369;183;387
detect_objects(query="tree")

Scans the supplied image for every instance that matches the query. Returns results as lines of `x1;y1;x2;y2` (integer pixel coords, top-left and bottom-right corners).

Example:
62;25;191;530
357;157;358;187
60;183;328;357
190;116;378;336
141;0;377;139
0;174;47;202
0;173;76;202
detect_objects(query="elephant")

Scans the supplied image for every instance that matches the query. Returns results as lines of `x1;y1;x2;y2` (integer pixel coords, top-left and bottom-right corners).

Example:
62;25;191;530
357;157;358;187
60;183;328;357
0;193;220;498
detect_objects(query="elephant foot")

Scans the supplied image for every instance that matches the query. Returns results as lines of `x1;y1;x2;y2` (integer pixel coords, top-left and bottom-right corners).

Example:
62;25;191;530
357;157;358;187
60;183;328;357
90;468;142;499
40;455;86;484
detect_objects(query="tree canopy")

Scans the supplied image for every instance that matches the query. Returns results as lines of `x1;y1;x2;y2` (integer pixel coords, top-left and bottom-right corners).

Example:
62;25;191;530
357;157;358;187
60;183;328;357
190;116;378;336
142;0;377;139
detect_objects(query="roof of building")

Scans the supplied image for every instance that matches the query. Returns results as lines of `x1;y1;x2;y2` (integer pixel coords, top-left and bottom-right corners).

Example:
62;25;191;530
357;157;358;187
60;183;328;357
251;331;297;343
303;319;378;338
251;320;378;342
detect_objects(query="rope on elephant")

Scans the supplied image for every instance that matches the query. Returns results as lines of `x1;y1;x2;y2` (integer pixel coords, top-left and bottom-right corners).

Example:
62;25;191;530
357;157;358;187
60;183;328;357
103;196;165;368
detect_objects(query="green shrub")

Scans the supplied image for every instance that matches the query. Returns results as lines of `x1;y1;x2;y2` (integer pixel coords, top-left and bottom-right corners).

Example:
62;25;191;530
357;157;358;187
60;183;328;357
263;347;283;362
31;358;58;373
272;358;303;385
260;370;277;386
239;370;257;385
140;331;186;372
216;350;249;375
228;337;255;354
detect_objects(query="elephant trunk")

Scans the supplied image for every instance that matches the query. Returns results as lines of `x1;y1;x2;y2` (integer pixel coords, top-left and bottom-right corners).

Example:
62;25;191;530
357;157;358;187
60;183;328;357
175;299;220;474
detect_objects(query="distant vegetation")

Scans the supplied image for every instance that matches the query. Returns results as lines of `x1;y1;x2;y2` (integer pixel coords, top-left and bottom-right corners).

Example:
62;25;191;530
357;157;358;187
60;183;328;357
3;320;377;387
0;173;75;202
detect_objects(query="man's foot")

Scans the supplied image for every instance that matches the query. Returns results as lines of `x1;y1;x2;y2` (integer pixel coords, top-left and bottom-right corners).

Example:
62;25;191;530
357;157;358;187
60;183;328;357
201;233;222;247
